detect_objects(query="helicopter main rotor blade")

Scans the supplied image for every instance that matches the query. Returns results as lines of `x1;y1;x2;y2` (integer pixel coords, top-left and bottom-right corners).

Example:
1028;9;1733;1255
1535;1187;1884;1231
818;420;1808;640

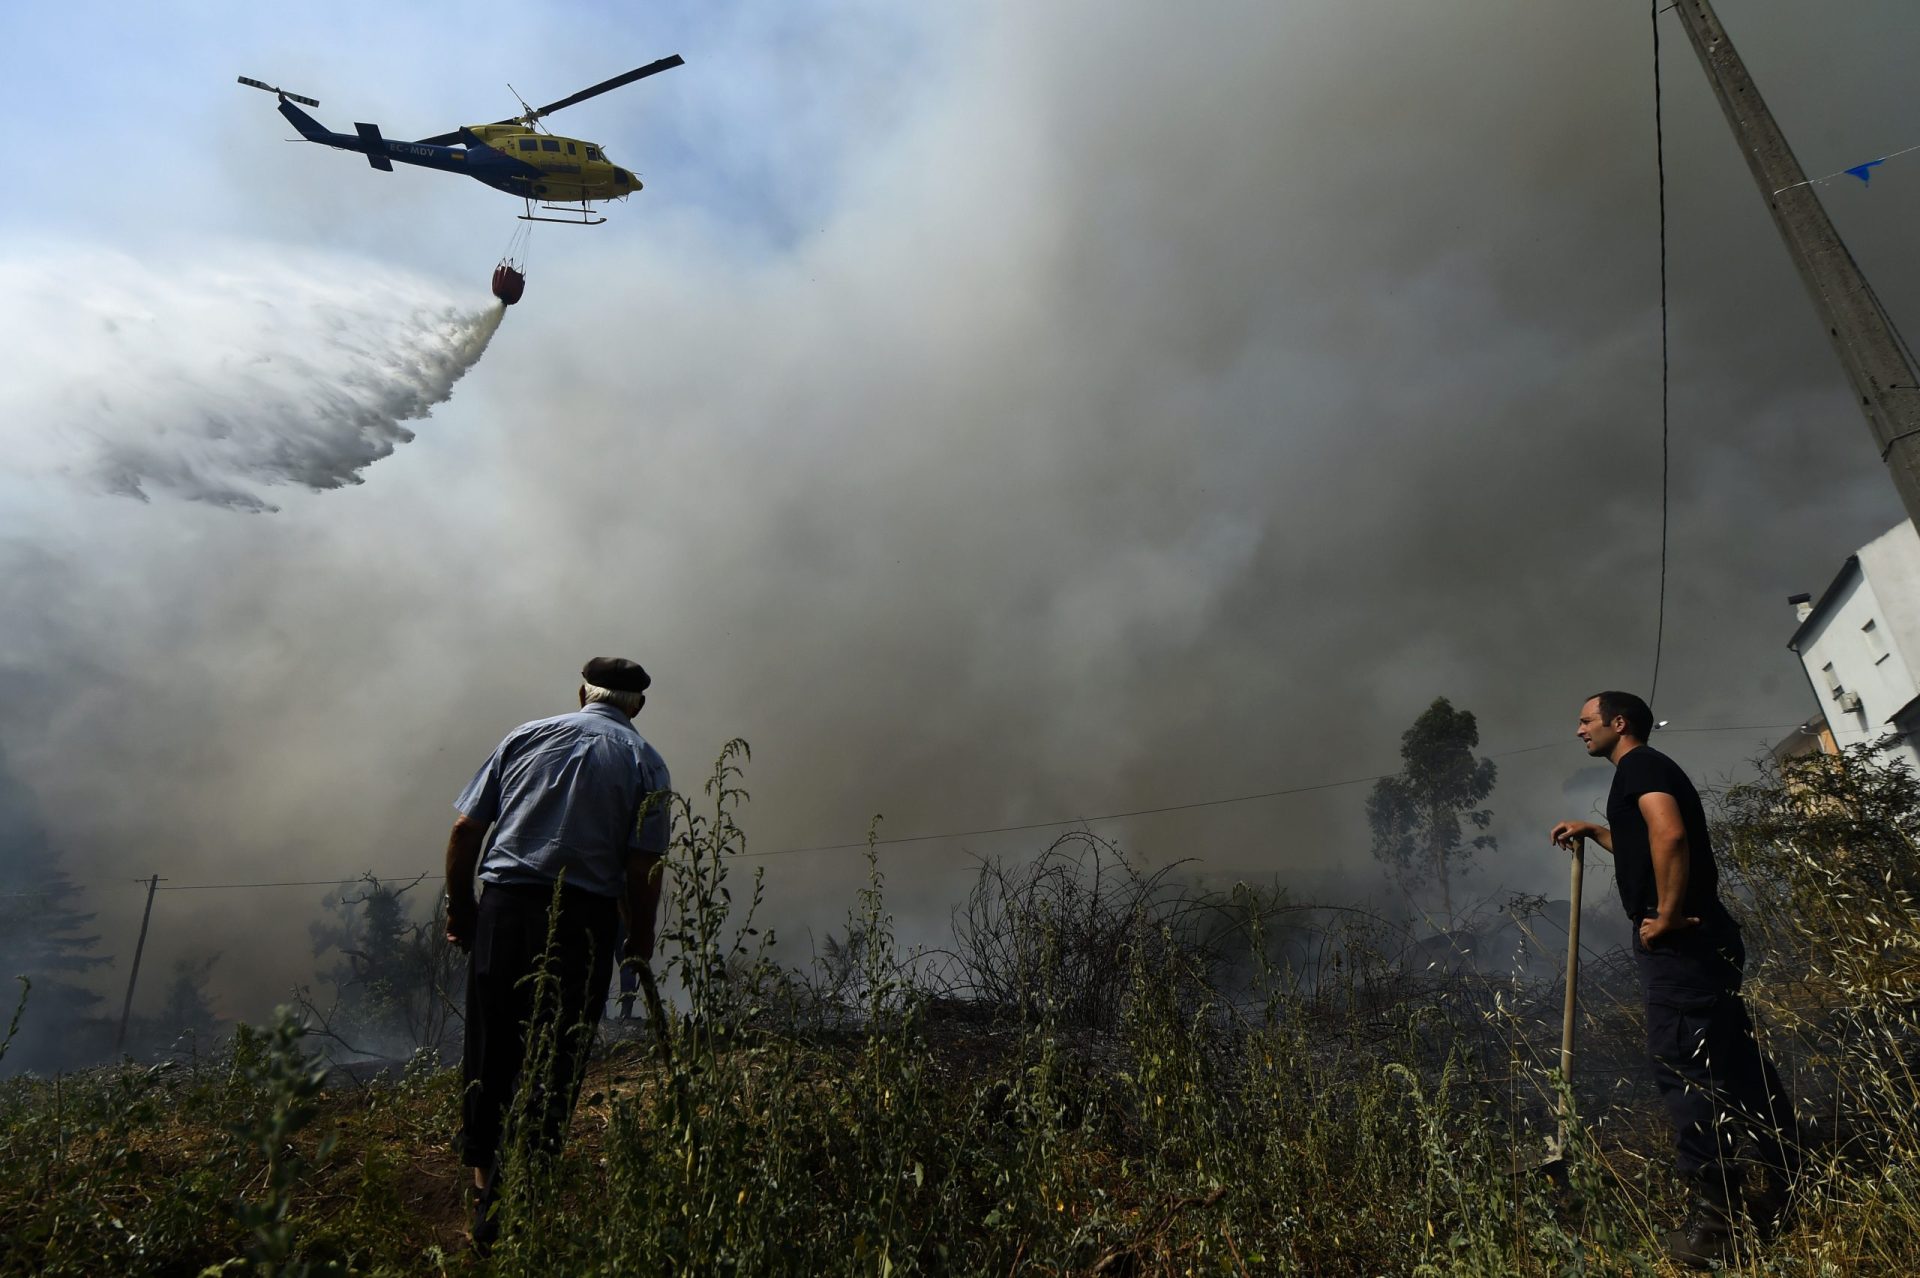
522;55;683;122
411;55;681;144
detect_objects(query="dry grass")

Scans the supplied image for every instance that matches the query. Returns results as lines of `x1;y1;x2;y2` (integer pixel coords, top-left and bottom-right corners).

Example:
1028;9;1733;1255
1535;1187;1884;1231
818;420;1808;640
4;742;1917;1275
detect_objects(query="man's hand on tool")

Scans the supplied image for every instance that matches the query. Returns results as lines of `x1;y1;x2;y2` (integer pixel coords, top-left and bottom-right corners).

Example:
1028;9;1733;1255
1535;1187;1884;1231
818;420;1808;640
1550;820;1597;851
445;894;475;952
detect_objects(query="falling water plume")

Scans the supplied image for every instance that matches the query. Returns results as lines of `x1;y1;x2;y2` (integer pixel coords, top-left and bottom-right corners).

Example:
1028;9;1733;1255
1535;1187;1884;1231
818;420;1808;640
0;244;506;512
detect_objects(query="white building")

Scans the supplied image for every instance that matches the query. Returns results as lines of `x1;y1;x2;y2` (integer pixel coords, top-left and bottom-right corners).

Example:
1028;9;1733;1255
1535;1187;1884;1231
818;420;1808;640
1787;521;1920;772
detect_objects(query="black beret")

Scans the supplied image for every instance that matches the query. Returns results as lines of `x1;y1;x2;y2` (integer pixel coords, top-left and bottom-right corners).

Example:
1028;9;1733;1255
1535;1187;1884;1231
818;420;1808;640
582;657;651;694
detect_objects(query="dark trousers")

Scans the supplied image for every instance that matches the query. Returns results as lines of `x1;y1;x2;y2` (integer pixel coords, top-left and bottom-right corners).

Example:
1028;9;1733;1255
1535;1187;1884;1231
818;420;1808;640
1637;925;1798;1194
460;881;619;1171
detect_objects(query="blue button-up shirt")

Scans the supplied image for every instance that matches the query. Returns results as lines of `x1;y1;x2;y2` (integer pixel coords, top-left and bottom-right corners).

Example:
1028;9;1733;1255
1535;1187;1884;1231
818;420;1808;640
455;702;672;899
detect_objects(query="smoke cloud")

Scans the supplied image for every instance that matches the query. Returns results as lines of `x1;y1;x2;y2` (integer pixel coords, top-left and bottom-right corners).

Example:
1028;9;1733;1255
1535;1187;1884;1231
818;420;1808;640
1;0;1916;1034
0;247;502;511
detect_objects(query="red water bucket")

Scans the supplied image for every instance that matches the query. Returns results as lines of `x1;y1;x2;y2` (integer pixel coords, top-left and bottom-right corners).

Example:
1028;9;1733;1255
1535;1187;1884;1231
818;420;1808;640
491;263;526;306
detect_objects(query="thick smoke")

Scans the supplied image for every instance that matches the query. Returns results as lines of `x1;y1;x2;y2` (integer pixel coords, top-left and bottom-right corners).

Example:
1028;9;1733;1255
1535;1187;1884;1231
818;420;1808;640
0;247;501;511
0;1;1915;1033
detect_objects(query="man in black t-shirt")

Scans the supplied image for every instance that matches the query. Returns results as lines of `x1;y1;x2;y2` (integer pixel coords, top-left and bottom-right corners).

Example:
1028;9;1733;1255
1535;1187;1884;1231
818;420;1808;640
1551;691;1797;1269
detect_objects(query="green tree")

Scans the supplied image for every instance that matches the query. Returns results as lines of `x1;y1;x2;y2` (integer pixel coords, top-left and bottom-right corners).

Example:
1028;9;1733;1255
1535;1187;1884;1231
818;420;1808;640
1367;697;1497;923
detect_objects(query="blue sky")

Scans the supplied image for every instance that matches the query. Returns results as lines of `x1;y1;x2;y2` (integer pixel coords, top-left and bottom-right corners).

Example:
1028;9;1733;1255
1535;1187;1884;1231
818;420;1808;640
2;0;938;266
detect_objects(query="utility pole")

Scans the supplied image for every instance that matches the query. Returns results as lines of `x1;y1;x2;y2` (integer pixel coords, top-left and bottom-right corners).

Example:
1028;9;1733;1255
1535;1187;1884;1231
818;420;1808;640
115;874;163;1053
1670;0;1920;527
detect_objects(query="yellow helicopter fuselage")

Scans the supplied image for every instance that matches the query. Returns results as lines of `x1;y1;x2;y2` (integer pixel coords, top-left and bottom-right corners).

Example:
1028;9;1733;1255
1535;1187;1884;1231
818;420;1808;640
463;125;640;203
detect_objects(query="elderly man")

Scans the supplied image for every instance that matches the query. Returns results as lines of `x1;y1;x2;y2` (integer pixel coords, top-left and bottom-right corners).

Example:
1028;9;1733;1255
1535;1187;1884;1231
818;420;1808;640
443;657;672;1253
1550;691;1796;1269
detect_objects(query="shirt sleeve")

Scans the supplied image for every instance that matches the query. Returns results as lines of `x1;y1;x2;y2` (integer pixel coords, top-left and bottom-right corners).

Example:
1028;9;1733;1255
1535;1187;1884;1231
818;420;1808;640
632;753;673;856
1616;752;1684;818
454;746;504;825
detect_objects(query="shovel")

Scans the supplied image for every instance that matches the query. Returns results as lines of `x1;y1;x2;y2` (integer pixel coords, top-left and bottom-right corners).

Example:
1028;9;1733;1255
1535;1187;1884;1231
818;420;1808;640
1539;837;1585;1177
631;957;675;1072
629;955;703;1165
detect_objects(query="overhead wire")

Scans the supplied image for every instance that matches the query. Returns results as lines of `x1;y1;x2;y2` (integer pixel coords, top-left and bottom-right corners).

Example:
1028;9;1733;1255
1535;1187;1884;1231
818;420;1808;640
1649;0;1673;712
0;722;1805;896
1772;139;1920;195
733;722;1796;860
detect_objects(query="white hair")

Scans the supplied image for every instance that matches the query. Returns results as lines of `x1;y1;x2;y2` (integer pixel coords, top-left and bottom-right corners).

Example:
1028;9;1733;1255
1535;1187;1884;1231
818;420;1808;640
581;681;646;716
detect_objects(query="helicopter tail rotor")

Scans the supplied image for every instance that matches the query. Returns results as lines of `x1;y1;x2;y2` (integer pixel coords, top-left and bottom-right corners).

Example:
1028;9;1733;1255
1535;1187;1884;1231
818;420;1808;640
237;76;320;108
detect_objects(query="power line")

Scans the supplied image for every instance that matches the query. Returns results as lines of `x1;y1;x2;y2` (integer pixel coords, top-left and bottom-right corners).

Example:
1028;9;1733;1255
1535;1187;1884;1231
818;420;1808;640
734;723;1799;861
0;723;1803;896
742;768;1409;860
0;874;431;899
1649;0;1673;712
157;875;429;893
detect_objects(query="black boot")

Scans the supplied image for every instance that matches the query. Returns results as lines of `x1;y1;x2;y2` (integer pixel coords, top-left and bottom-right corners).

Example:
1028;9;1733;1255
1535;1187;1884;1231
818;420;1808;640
1745;1171;1798;1242
469;1173;501;1258
1664;1179;1737;1271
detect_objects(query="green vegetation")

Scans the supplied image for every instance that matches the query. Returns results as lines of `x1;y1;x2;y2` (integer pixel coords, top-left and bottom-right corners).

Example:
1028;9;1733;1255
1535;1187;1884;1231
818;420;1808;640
3;740;1917;1275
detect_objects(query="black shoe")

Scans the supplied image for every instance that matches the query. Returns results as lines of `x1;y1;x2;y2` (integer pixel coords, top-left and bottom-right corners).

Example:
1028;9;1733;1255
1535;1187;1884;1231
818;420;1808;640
470;1179;500;1258
1746;1174;1797;1242
1663;1219;1732;1270
1664;1194;1735;1271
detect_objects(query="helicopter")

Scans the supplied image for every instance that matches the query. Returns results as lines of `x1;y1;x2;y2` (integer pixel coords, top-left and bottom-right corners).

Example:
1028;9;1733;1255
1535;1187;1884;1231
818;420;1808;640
238;56;683;225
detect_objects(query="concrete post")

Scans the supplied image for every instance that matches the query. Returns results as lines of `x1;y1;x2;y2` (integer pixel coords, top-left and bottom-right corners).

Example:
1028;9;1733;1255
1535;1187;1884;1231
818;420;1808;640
1671;0;1920;527
115;875;162;1053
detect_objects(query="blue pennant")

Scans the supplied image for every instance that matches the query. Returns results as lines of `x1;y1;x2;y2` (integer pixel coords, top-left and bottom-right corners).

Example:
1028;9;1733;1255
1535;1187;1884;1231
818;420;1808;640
1845;158;1888;186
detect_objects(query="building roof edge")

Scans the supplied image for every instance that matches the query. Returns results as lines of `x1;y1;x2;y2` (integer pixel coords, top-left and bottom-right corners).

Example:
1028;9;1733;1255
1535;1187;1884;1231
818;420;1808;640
1787;555;1862;651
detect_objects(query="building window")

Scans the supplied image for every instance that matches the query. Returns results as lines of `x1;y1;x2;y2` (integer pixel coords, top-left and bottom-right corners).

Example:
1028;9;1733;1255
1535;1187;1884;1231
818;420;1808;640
1864;618;1890;663
1823;663;1843;698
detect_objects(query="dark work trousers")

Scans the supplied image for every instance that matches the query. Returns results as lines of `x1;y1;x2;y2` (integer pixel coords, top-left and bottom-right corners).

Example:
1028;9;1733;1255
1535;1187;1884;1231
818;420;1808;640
460;880;619;1172
1637;923;1798;1195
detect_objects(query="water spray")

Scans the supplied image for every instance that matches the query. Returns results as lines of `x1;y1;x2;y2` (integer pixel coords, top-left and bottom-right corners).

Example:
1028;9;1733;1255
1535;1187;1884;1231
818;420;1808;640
0;245;507;510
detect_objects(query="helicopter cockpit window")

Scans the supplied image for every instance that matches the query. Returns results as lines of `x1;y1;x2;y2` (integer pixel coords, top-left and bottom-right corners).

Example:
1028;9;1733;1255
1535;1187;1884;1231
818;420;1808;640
586;147;602;162
518;139;539;152
541;139;560;152
566;142;576;155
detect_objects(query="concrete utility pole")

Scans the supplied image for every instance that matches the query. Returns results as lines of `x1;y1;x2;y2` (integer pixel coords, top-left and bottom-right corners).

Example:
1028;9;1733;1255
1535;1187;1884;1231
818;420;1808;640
1670;0;1920;527
115;874;163;1053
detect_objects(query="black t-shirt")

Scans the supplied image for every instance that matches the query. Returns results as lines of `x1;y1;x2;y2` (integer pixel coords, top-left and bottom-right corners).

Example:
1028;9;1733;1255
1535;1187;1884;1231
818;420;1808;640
1605;745;1724;928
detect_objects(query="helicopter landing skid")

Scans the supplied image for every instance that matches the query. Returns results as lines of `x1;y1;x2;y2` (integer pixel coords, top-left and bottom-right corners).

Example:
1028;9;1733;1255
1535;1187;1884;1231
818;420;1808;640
519;198;606;226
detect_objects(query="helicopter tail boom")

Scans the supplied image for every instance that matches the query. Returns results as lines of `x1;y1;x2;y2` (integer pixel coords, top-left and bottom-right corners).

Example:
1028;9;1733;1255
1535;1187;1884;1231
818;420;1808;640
274;99;464;177
277;97;337;144
274;97;391;170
